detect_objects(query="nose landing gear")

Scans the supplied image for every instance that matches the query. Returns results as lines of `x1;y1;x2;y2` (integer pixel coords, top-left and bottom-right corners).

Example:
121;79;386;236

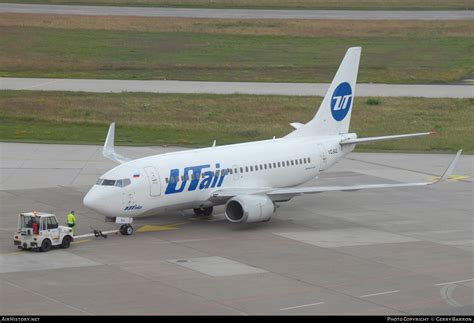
115;217;134;235
119;224;134;236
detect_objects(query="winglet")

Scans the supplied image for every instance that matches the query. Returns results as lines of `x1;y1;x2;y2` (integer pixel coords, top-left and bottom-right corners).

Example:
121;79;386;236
103;122;116;156
435;149;462;183
102;123;132;164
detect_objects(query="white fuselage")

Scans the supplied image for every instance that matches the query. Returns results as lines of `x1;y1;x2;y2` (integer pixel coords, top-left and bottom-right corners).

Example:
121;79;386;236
83;134;356;218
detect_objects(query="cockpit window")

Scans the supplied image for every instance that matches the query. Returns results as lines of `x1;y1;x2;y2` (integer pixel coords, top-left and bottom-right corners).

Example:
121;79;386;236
102;179;116;186
96;178;131;188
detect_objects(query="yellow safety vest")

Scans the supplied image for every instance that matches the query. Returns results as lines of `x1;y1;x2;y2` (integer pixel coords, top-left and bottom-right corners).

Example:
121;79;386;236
67;213;76;225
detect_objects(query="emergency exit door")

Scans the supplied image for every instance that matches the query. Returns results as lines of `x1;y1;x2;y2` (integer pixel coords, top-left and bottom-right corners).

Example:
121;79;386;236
144;166;161;197
317;143;328;171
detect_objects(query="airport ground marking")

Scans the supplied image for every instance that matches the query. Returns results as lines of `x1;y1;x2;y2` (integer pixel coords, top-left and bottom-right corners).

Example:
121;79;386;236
440;284;463;308
0;251;24;256
359;290;400;298
25;79;60;90
71;239;91;245
137;222;189;233
435;278;474;286
280;302;325;311
429;175;471;181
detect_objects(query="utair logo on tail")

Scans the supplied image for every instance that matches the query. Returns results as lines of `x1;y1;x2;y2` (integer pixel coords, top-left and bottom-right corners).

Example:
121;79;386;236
331;82;352;121
165;163;227;195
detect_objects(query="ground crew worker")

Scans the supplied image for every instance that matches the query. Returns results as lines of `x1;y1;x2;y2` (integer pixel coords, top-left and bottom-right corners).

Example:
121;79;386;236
67;211;77;235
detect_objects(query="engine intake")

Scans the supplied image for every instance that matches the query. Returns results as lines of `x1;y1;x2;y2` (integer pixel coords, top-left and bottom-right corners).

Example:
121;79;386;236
225;195;275;223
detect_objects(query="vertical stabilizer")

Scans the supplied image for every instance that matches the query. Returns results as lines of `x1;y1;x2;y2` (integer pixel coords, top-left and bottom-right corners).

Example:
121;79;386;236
287;47;361;138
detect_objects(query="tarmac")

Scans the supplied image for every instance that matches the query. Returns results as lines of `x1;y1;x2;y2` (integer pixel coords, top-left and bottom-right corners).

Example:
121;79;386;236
0;142;473;315
1;77;473;98
1;3;473;20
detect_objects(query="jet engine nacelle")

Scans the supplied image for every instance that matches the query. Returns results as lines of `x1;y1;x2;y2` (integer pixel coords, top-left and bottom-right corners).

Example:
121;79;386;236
224;195;275;223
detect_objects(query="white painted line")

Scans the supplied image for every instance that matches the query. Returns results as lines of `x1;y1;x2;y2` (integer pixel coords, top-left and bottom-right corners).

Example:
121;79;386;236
435;278;474;286
359;290;400;298
25;79;59;90
280;302;325;311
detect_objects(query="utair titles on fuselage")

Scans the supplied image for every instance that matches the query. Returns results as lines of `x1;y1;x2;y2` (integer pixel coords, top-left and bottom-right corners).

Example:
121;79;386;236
165;163;227;194
83;46;461;236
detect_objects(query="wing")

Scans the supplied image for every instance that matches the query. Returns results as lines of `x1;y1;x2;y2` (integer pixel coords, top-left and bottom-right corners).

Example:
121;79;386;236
103;123;132;164
211;150;462;202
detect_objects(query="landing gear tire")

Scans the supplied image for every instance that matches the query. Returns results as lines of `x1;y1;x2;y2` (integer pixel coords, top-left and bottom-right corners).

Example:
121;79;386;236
120;224;134;236
193;208;204;216
193;207;213;217
40;238;52;252
203;207;213;216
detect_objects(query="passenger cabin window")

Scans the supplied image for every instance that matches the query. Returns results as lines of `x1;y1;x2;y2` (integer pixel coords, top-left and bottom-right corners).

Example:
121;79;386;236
273;162;276;168
245;166;249;172
264;164;267;170
291;160;294;166
240;167;244;173
299;158;303;164
308;157;311;163
303;158;307;164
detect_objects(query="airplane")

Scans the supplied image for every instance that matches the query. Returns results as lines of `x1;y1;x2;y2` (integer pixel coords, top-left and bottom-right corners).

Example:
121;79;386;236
83;47;462;236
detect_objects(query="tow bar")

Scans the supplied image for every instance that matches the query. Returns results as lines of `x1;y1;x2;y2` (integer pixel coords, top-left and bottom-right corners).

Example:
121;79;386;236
73;226;119;240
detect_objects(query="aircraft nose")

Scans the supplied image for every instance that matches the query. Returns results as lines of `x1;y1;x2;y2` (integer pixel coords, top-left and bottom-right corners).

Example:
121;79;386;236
83;186;124;217
83;188;101;213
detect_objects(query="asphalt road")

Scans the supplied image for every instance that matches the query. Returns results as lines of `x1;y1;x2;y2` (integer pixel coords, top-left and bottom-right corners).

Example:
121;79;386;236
0;3;473;20
1;77;472;98
0;142;472;315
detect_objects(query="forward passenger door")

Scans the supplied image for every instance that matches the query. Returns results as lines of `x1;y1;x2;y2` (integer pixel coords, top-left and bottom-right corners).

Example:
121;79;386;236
144;166;161;197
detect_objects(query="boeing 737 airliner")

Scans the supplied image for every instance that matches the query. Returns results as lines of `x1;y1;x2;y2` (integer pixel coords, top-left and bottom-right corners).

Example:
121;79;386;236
83;47;461;235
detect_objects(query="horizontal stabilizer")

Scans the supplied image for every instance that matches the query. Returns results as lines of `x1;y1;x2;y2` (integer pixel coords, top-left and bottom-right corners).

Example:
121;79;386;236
103;123;132;164
340;132;433;145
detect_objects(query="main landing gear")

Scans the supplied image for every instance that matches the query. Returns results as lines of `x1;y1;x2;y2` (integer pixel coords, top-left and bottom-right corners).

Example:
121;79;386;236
193;207;213;217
